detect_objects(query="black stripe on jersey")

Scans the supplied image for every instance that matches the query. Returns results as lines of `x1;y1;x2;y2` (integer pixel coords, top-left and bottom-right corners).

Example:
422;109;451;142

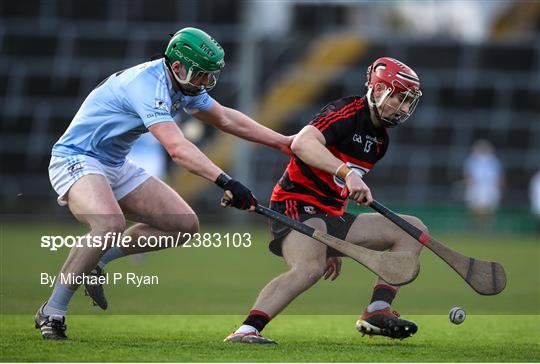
312;100;357;129
294;157;341;199
278;171;343;209
318;105;358;132
310;96;362;127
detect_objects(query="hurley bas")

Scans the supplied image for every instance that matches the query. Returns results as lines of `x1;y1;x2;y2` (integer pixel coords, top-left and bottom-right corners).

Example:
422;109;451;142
41;272;159;288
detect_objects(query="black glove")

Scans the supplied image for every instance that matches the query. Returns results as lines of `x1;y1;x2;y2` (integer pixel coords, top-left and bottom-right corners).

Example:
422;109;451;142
215;173;257;210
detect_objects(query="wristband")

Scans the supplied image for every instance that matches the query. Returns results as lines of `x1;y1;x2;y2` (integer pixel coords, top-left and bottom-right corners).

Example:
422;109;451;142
334;163;345;176
215;172;232;188
345;169;355;180
335;163;352;180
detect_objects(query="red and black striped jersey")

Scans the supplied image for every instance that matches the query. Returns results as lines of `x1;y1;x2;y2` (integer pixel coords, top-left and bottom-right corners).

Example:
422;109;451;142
271;95;389;215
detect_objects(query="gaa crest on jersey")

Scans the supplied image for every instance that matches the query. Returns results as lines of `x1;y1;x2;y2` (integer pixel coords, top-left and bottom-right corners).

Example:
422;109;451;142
155;98;169;112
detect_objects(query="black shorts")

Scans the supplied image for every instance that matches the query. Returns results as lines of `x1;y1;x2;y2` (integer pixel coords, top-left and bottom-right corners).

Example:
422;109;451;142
268;200;357;257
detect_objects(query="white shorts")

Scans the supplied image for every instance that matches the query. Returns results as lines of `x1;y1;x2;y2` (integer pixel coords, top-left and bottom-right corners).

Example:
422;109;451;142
48;155;152;206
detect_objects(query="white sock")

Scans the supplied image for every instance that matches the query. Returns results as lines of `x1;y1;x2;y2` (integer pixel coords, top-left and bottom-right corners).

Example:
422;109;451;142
367;300;390;313
235;325;258;334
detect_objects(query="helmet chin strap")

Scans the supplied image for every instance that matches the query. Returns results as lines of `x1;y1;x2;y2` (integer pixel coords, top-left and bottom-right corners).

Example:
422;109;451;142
367;86;394;127
171;67;192;86
166;61;204;96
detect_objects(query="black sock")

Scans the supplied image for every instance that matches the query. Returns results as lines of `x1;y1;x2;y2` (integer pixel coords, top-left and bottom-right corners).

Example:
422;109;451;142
370;284;397;305
242;309;271;332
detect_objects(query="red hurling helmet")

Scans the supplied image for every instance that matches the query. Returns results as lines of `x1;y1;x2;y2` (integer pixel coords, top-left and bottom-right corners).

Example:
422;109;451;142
366;57;422;127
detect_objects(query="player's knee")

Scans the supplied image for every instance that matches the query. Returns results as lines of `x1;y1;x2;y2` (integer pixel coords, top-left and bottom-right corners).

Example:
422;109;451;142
292;264;325;286
183;214;199;235
173;214;199;237
93;215;126;234
304;266;325;285
159;213;199;234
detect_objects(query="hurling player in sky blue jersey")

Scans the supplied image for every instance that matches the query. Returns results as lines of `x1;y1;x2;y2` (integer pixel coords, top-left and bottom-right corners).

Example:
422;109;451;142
35;27;292;340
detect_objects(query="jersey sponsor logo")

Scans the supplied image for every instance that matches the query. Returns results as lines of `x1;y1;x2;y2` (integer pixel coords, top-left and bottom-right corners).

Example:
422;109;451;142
352;133;384;154
365;135;382;144
155;98;169;112
146;112;169;118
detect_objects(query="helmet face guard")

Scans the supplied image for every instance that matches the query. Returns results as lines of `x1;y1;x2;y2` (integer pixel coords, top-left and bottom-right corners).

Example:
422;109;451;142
171;63;221;96
376;82;422;127
366;57;421;127
165;27;225;96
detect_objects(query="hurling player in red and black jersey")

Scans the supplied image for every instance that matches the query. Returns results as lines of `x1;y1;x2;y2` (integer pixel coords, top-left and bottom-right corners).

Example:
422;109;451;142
225;57;428;343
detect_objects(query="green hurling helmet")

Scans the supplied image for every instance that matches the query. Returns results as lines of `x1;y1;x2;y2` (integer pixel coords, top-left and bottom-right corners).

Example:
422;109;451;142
165;27;225;95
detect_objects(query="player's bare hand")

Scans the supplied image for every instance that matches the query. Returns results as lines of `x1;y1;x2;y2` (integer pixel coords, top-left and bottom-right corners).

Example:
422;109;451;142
324;257;342;281
342;172;372;206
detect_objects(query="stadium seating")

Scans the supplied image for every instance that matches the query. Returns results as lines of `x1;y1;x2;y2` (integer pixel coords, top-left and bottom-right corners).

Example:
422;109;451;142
1;1;538;215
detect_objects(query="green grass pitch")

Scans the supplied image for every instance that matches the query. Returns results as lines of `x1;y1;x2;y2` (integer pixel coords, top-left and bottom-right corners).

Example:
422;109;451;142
1;315;538;362
1;222;539;361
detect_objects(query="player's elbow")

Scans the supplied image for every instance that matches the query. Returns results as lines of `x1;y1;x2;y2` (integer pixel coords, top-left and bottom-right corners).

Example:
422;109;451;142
210;107;233;130
217;113;233;130
168;146;188;164
291;129;323;157
290;135;307;156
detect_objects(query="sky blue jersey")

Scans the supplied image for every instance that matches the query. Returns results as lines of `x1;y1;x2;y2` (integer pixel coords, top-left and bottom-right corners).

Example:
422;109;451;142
52;58;214;166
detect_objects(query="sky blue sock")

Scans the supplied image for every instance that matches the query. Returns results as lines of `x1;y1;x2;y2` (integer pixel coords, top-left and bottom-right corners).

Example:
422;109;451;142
98;246;125;269
43;284;75;316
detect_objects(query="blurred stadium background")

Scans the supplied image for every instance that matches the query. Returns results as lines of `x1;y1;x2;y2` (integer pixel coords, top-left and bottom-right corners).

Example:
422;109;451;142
1;0;540;233
0;1;539;317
